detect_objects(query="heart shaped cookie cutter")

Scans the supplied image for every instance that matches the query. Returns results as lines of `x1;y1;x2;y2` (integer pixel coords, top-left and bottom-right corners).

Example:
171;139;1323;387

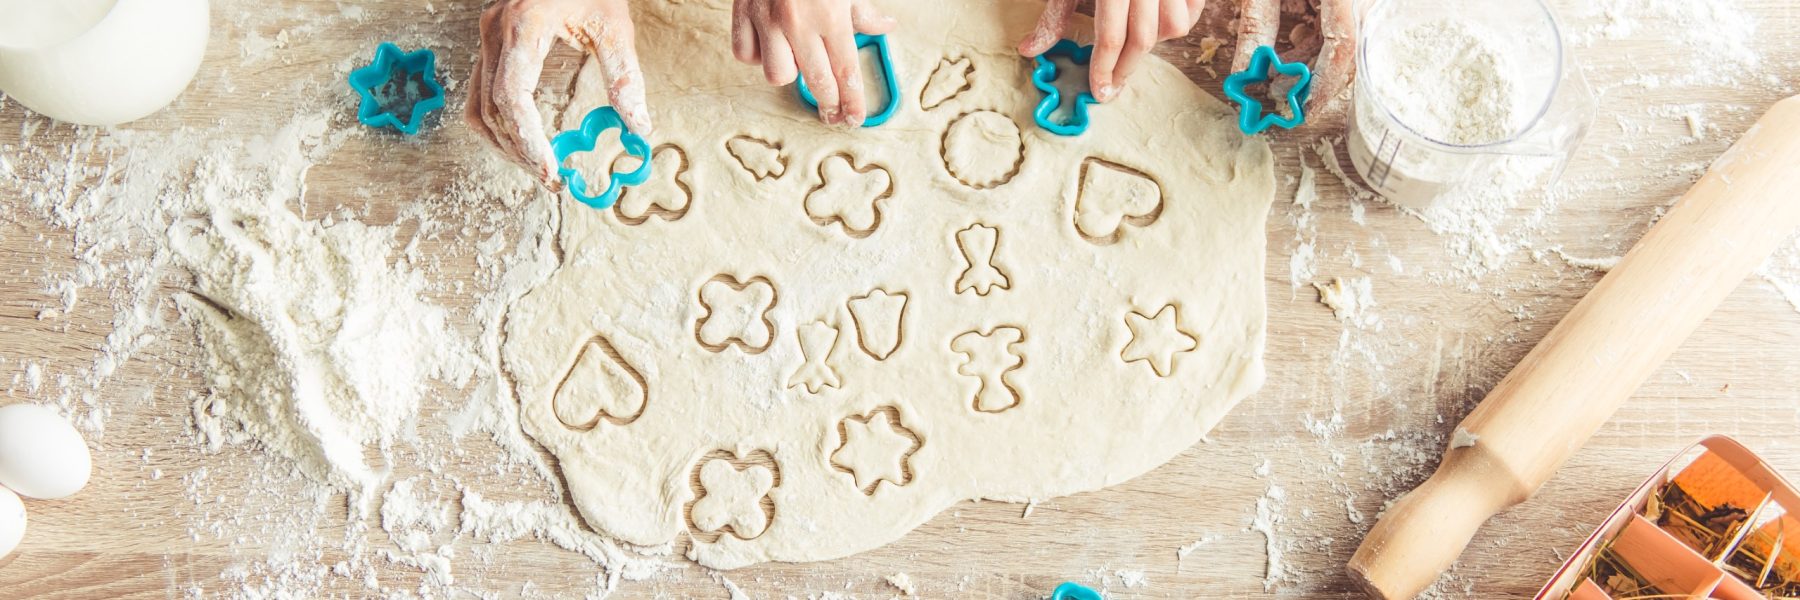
795;33;902;127
1221;45;1312;135
1030;39;1100;136
347;42;446;136
551;106;653;209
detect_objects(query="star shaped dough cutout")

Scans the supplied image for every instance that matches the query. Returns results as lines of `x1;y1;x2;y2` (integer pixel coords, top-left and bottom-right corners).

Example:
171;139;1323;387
831;412;915;493
1121;304;1199;377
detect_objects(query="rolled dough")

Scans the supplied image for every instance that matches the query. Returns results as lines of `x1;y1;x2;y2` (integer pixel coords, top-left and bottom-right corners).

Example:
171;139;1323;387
500;0;1275;569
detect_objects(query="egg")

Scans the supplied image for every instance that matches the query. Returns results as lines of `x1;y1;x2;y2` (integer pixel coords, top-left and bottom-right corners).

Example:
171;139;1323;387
0;487;23;559
0;0;209;126
0;403;92;499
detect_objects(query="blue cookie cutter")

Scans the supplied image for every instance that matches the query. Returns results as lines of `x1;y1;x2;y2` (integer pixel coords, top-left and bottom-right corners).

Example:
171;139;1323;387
347;42;446;135
795;33;902;127
550;106;653;209
1051;581;1104;600
1030;39;1099;136
1221;45;1312;135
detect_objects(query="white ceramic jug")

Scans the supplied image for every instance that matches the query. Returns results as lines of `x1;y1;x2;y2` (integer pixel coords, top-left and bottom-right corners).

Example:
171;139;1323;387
0;0;210;126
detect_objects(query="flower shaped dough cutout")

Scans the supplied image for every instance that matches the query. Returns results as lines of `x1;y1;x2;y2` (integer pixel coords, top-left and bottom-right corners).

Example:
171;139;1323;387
1030;40;1099;136
347;43;447;136
552;106;654;209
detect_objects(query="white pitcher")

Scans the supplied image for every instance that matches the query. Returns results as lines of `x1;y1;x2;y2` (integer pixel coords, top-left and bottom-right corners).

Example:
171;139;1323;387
0;0;210;126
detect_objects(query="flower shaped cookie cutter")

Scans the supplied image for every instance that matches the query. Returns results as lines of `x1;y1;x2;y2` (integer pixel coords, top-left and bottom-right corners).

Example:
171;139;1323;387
795;33;902;127
551;106;653;209
1051;581;1104;600
1030;39;1100;136
1221;45;1312;135
347;42;446;136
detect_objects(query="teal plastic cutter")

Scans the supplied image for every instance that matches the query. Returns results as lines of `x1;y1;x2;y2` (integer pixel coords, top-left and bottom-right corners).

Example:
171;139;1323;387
551;106;652;209
1030;39;1099;136
347;42;446;136
1052;581;1104;600
1221;45;1312;135
796;33;902;127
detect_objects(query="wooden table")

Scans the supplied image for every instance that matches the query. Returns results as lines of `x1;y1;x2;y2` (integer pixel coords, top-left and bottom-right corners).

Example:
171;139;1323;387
2;0;1797;597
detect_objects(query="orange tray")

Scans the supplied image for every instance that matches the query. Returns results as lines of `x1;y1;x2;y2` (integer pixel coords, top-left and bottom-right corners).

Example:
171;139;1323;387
1537;436;1800;599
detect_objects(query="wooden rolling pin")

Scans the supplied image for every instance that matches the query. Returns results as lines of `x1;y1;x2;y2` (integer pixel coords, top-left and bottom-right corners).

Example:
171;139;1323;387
1348;94;1800;599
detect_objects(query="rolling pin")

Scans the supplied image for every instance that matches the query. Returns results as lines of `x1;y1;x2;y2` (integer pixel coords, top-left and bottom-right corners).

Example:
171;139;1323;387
1348;94;1800;599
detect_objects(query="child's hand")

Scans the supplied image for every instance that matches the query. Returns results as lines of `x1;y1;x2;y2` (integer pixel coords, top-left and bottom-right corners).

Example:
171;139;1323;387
1019;0;1205;103
1019;0;1361;112
732;0;897;127
468;0;651;192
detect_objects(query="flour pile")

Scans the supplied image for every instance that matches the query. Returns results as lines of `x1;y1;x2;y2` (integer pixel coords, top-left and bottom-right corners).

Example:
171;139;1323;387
1365;19;1522;146
160;117;476;495
0;15;664;589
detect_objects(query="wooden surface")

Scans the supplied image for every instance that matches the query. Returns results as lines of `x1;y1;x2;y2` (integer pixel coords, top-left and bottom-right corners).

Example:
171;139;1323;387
2;0;1798;598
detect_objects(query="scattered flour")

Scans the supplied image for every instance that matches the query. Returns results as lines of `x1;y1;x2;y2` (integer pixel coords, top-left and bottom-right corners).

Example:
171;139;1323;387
174;115;477;494
1176;533;1221;565
0;10;643;590
1553;248;1622;272
1313;276;1378;328
1759;235;1800;315
1450;427;1480;449
884;572;918;597
1288;153;1320;293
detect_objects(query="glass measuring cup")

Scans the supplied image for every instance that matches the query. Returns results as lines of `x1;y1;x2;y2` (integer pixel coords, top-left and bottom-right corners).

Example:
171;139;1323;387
1346;0;1595;209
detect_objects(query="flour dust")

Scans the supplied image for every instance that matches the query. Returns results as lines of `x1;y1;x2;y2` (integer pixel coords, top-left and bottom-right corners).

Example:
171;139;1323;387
0;2;674;595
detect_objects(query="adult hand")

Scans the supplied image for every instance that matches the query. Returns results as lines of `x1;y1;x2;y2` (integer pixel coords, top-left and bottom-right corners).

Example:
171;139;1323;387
732;0;896;127
1019;0;1204;103
1233;0;1359;111
467;0;651;192
1019;0;1360;111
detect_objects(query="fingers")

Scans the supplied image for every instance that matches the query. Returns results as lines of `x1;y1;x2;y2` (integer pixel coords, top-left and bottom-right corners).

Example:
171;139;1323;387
465;6;501;151
732;0;760;63
1018;0;1077;56
1307;0;1359;112
793;36;841;124
754;1;798;85
1088;0;1129;102
579;16;655;135
1159;0;1199;40
1109;0;1160;90
1231;0;1281;73
492;17;562;188
477;6;550;187
823;27;865;126
849;0;896;35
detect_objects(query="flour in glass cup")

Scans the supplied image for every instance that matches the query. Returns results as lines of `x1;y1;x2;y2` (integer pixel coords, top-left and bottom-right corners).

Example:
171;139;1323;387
1365;19;1526;146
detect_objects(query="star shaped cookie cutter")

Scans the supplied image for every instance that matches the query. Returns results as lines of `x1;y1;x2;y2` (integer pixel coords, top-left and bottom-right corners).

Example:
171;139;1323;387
795;33;902;127
1221;45;1312;135
550;106;653;209
347;42;446;136
1051;581;1104;600
1030;39;1099;136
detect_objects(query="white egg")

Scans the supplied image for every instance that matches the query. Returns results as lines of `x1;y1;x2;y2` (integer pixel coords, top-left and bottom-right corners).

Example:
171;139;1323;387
0;0;209;126
0;403;93;499
0;486;23;559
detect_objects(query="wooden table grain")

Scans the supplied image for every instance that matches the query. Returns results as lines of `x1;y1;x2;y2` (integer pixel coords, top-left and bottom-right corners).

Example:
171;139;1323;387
2;0;1798;597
